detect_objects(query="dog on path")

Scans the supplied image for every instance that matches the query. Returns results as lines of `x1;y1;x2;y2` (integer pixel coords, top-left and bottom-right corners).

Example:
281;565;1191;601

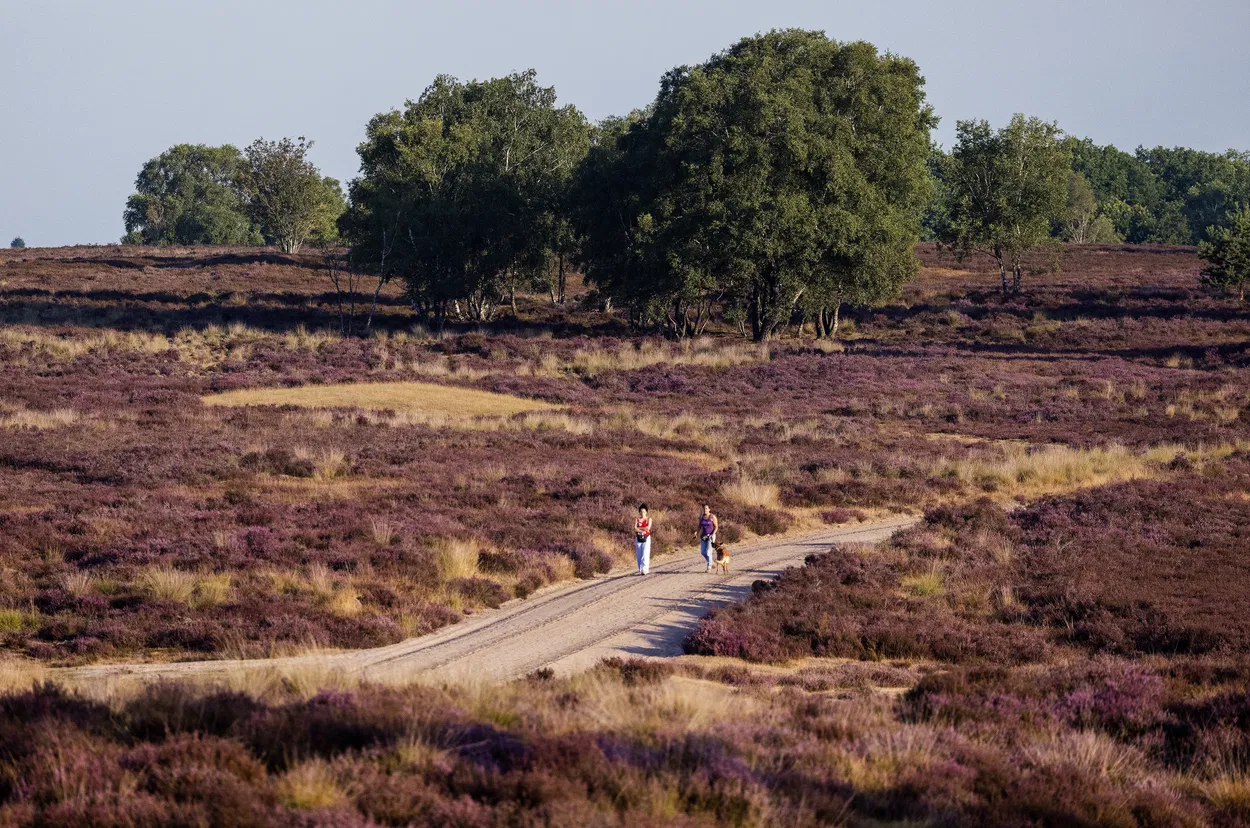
712;541;731;574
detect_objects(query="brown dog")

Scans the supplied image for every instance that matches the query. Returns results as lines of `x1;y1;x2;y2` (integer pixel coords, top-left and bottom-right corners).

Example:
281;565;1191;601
712;541;731;574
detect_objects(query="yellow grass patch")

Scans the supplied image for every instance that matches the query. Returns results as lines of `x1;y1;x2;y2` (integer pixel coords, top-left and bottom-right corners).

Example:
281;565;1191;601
722;478;781;508
0;402;79;430
435;538;481;580
0;656;47;692
937;439;1250;500
201;381;555;418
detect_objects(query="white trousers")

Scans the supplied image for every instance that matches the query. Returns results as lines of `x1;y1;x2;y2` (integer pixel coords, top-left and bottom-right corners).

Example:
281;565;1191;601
635;537;651;574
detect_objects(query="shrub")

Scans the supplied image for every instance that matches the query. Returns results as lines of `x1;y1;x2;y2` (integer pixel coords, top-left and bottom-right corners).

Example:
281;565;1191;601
820;507;866;524
736;505;792;536
448;577;508;609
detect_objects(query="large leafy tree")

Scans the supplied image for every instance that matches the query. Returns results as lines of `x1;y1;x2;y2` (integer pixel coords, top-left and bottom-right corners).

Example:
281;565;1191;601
939;115;1070;293
1200;206;1250;301
341;71;590;325
122;144;258;245
241;137;345;253
576;30;935;340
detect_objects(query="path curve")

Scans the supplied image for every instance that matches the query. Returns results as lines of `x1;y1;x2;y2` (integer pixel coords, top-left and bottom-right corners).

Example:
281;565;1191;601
61;516;916;686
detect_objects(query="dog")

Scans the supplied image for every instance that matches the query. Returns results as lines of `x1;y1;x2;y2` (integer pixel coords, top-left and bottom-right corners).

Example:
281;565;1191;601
711;541;731;574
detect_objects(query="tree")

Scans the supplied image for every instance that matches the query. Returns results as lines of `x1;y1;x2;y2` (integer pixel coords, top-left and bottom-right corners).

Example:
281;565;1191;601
1200;206;1250;300
575;30;935;340
342;71;590;326
1061;172;1120;244
122;144;258;245
9;238;24;249
939;115;1070;292
241;137;345;254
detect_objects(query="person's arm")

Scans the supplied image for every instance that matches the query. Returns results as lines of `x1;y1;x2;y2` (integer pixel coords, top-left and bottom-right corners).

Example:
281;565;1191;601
711;514;719;537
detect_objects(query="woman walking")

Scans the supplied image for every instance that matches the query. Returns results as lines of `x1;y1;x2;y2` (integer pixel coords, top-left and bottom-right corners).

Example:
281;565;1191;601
634;504;653;576
698;504;719;572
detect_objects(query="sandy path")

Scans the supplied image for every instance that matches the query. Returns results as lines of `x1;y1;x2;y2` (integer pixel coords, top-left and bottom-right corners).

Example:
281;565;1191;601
60;516;915;686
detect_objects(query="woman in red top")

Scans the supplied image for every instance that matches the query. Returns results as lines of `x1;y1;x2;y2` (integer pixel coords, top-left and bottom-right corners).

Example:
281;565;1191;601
634;504;652;576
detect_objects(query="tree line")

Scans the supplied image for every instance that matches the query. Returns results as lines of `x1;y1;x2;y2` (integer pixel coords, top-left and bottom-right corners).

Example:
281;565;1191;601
122;138;345;253
122;30;1250;336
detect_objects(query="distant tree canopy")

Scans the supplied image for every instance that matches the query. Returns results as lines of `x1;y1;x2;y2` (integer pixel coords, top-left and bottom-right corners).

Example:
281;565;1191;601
241;137;345;253
9;238;24;249
1200;206;1250;300
341;70;590;324
122;144;258;246
123;140;343;249
935;115;1070;293
121;32;1250;331
574;30;935;340
1065;139;1250;245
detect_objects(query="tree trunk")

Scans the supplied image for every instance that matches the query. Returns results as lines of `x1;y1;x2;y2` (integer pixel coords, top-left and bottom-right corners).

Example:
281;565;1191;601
1012;263;1023;293
996;246;1009;294
365;274;387;333
557;253;566;305
510;285;518;316
831;303;841;337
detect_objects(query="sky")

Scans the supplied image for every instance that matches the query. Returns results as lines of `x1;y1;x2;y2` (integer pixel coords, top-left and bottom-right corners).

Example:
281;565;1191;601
2;0;1248;247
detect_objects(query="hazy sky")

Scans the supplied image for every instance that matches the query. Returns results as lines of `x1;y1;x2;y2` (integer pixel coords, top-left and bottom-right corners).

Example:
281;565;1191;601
3;0;1248;246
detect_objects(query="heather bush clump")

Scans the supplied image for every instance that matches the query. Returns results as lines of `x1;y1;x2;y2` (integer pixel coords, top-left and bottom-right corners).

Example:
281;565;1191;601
686;506;1049;664
691;462;1250;670
6;655;1250;825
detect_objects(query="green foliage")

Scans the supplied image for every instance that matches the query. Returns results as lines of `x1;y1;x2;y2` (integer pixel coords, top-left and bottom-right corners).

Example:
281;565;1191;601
1200;206;1250;300
241;137;344;253
122;144;259;245
342;70;590;324
939;115;1070;292
9;237;24;249
575;29;934;340
1067;137;1250;244
1061;172;1121;244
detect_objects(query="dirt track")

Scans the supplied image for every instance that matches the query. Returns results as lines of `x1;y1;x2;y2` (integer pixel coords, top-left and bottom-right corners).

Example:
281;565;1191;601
61;516;916;686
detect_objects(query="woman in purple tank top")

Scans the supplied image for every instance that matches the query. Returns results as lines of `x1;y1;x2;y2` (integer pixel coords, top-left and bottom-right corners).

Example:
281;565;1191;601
698;504;719;573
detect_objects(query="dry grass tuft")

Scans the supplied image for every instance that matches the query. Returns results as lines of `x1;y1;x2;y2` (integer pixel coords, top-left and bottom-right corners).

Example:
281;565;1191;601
435;538;481;580
276;759;348;810
369;518;397;547
138;567;232;608
139;567;198;604
193;573;233;607
313;448;348;480
902;564;945;597
722;478;781;508
62;571;97;597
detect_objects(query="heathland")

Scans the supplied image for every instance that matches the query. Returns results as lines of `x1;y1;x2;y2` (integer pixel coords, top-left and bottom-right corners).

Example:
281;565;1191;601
3;241;1250;825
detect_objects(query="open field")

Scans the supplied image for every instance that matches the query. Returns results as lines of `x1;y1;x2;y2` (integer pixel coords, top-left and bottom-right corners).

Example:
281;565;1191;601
2;242;1249;665
3;241;1250;824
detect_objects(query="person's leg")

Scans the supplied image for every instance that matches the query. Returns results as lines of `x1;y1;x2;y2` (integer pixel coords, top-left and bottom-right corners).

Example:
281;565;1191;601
635;541;644;574
700;538;713;570
641;537;651;574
